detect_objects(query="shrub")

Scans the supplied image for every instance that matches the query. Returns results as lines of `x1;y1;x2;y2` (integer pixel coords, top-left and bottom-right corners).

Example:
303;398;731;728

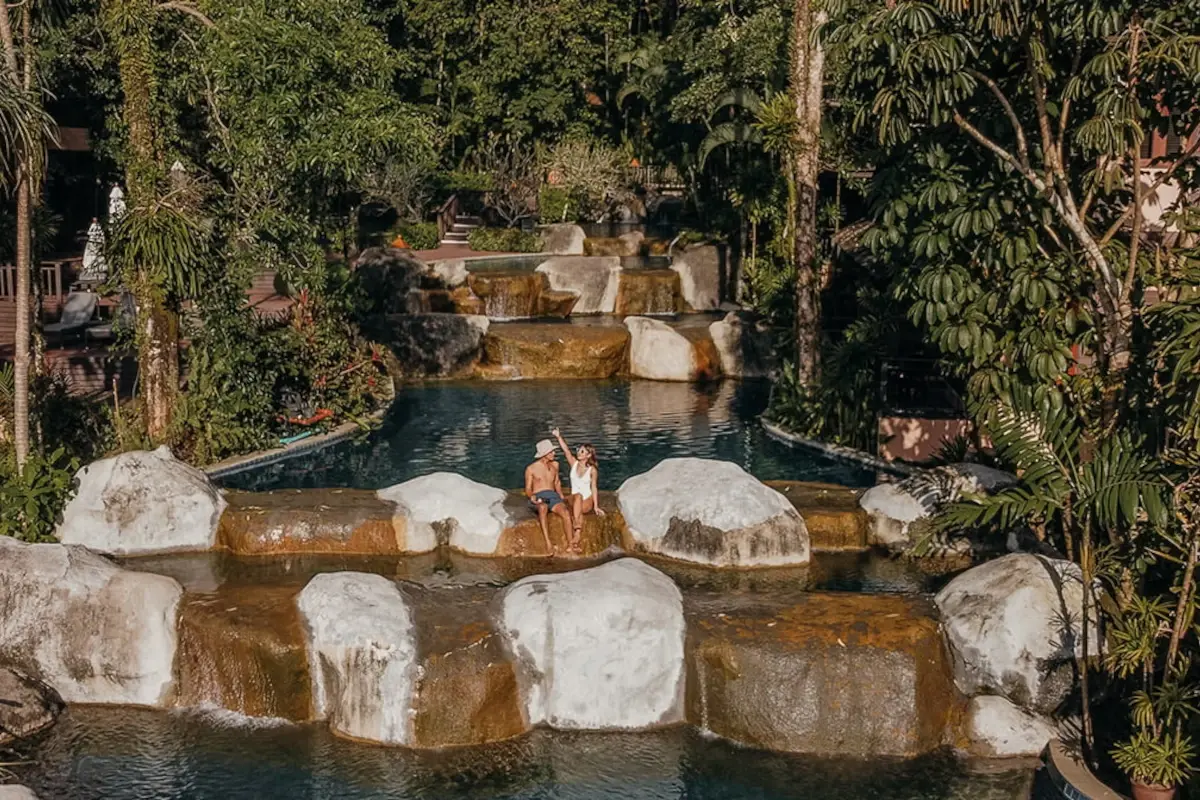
0;448;79;542
391;221;438;250
468;226;542;253
538;186;572;223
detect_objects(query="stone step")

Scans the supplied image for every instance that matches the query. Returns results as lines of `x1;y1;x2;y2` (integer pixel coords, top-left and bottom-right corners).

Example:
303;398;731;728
456;215;483;226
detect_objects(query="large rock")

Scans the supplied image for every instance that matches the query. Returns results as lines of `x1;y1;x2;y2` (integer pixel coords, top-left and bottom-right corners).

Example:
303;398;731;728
57;446;225;555
370;312;489;377
618;458;810;567
859;463;1017;550
376;472;510;555
539;223;586;255
965;695;1056;757
625;316;720;382
584;230;644;257
709;311;773;378
352;247;427;317
0;788;39;800
935;553;1100;714
500;558;686;729
686;591;962;756
671;244;722;310
218;489;408;555
428;258;468;288
535;256;622;314
296;572;418;744
481;322;629;379
0;667;64;746
0;538;182;706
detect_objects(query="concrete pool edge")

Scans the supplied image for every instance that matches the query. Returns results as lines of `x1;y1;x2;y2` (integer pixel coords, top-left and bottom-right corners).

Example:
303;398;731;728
760;417;919;479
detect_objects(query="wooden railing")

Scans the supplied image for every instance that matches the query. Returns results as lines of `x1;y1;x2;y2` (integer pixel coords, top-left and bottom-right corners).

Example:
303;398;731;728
436;194;460;243
0;259;77;301
630;165;686;191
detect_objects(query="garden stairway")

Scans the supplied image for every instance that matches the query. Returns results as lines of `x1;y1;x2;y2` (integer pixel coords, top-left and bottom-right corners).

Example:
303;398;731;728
439;214;481;246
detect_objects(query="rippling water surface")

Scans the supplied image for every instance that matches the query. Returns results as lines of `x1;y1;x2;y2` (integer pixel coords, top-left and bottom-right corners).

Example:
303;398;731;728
220;380;874;492
21;708;1032;800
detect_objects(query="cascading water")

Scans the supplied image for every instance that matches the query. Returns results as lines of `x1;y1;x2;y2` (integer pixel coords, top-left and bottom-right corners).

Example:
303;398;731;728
615;270;683;316
174;585;312;722
466;272;546;319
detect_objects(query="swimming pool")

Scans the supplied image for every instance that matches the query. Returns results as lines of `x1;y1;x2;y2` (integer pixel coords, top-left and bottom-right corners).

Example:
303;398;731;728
217;379;875;492
19;707;1033;800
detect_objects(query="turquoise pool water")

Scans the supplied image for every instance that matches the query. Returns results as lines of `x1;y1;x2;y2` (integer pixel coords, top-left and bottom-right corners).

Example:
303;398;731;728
19;708;1032;800
218;379;875;492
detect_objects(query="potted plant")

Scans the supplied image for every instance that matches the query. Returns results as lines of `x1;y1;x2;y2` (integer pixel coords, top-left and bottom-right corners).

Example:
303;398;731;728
1107;475;1200;800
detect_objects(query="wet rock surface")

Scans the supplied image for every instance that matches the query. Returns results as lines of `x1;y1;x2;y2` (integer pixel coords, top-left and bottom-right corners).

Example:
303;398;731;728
619;458;810;567
218;489;407;556
0;539;182;706
614;269;682;316
764;481;869;551
406;584;528;747
685;590;962;756
351;248;427;317
467;271;546;319
0;667;64;746
935;553;1099;714
481;322;629;379
57;446;226;555
500;559;686;730
495;490;625;557
175;585;311;721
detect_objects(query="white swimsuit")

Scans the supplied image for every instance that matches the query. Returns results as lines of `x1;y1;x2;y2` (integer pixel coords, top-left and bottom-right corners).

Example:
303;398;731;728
570;463;594;501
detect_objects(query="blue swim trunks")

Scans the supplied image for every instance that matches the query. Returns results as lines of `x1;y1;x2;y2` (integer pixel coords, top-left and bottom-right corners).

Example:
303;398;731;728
531;490;564;510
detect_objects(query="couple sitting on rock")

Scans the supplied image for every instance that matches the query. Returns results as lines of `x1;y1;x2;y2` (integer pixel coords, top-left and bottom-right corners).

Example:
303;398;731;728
524;428;603;554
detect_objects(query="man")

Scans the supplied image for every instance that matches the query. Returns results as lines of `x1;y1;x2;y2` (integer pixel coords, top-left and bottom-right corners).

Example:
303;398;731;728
525;438;574;555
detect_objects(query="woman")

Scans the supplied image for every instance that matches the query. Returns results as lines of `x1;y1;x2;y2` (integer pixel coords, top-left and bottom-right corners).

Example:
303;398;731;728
551;428;604;551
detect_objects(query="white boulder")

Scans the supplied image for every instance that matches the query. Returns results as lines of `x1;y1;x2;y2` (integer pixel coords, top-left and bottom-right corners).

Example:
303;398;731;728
429;258;468;287
376;472;512;554
296;572;418;745
0;538;181;706
57;446;226;555
618;458;810;566
539;223;586;255
859;463;1017;550
535;256;621;313
709;312;772;378
670;244;721;310
500;558;685;729
625;316;698;381
965;695;1056;757
0;788;40;800
935;553;1101;713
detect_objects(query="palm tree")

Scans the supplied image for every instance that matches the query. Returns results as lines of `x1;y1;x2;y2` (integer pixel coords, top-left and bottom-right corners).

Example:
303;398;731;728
0;1;54;474
790;0;824;388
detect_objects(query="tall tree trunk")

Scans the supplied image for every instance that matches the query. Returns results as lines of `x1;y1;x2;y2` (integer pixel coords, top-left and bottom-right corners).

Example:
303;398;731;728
0;0;29;472
790;0;824;387
106;0;177;442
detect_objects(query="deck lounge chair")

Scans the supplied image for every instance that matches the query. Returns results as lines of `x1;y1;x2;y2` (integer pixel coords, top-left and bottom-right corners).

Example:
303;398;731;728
44;291;99;345
83;292;136;346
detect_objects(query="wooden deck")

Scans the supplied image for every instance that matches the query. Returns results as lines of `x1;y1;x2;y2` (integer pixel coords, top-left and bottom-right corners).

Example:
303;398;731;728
0;269;293;396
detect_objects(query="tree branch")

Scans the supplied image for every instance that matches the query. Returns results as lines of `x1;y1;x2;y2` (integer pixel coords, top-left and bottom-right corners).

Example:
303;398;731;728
1099;136;1200;246
155;1;214;28
968;68;1030;170
952;111;1040;186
